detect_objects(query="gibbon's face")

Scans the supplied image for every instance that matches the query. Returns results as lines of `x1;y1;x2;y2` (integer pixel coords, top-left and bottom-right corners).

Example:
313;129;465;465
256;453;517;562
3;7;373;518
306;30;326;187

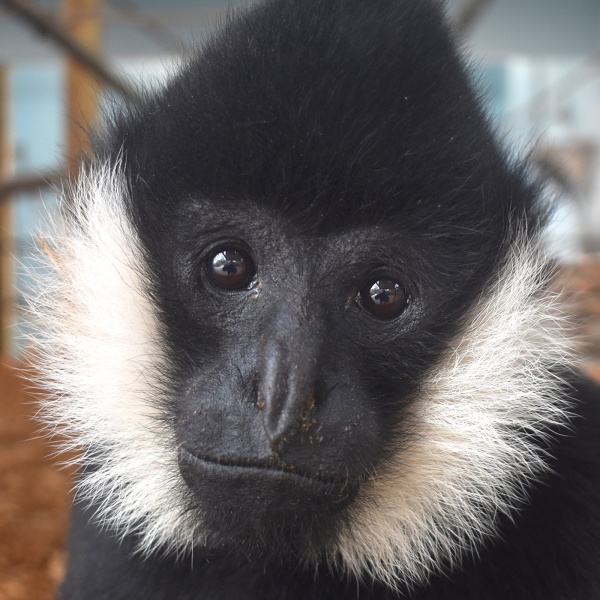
165;197;463;554
33;0;572;587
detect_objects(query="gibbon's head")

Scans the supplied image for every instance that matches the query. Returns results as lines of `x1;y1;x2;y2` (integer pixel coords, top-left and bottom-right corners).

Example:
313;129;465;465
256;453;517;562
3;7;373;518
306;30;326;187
31;0;573;589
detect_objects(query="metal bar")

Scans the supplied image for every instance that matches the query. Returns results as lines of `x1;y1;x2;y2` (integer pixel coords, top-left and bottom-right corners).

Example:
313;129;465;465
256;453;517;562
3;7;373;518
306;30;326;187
0;66;14;356
453;0;493;38
0;172;63;201
1;0;140;103
107;0;186;53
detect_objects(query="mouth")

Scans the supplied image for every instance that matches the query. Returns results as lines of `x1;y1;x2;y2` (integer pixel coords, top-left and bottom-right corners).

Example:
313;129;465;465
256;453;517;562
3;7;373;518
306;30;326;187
177;447;359;558
178;446;343;489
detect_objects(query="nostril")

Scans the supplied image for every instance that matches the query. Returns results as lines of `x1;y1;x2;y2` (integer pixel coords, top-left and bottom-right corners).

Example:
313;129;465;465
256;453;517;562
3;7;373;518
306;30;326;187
298;391;316;432
243;374;260;408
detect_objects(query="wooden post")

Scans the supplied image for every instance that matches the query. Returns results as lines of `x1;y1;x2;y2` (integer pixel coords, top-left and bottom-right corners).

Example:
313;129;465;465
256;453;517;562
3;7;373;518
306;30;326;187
62;0;103;175
0;66;15;358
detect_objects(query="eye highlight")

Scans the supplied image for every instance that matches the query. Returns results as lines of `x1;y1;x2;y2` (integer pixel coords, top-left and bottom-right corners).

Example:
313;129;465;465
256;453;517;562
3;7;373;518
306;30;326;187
359;278;407;319
206;248;256;291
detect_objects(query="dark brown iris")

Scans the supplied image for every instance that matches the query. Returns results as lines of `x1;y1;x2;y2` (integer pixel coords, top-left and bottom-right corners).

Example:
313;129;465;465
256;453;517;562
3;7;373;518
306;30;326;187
360;278;407;319
206;248;256;290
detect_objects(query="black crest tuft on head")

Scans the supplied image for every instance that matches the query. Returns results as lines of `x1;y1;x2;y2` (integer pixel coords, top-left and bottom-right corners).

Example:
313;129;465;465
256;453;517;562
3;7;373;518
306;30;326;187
102;0;540;230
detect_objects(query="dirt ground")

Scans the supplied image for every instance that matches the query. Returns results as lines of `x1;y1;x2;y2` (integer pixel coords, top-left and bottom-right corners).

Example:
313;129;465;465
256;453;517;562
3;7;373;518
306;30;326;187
1;264;600;600
0;363;73;600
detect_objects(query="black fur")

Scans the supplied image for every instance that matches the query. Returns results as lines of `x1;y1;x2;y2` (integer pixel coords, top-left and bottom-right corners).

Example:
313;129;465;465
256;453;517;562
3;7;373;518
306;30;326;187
55;0;600;598
59;378;600;600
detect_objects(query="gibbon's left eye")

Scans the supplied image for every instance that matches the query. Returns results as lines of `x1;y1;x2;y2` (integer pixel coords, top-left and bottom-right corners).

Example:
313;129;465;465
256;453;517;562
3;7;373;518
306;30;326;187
206;248;256;291
359;278;407;319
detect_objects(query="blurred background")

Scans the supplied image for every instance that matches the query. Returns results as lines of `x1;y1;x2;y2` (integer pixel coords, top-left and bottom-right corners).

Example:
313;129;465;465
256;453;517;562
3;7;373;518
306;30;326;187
0;0;599;598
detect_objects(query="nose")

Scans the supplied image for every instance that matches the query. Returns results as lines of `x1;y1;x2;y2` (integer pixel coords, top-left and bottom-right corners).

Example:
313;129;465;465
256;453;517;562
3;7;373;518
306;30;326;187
258;310;322;451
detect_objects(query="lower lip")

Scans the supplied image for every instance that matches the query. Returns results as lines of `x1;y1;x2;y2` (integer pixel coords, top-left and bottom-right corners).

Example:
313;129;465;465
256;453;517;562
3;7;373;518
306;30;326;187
179;447;333;486
178;447;358;506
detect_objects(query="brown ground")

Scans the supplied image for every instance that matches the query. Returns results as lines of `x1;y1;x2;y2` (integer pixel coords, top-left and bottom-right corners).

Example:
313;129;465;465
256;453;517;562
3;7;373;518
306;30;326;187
0;263;599;600
0;363;73;600
559;261;600;377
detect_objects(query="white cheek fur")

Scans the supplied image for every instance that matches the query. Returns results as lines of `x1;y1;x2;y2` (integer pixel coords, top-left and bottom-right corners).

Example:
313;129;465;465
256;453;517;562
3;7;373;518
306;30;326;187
337;239;575;588
27;163;576;587
27;163;199;553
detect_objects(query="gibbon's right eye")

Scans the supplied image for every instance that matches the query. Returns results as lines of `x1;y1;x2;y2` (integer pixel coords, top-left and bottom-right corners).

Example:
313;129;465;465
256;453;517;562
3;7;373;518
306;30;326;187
206;248;256;291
